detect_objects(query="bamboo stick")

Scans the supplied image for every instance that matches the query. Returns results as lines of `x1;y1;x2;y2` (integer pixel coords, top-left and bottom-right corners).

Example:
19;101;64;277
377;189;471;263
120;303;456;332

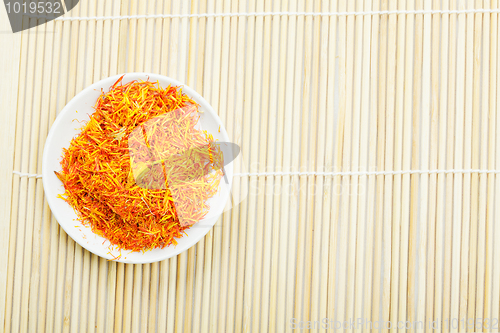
390;0;405;331
336;0;352;327
416;0;432;330
148;261;158;333
38;32;61;324
482;0;498;330
345;0;364;331
443;1;458;331
275;0;298;329
398;0;414;331
382;0;397;330
434;0;450;329
74;0;90;93
293;0;312;324
408;1;424;332
177;0;189;82
471;2;489;331
158;260;169;332
159;0;172;76
114;263;126;333
93;0;105;80
354;0;371;329
135;0;147;71
167;241;177;332
38;209;56;333
54;231;68;333
136;249;148;332
105;261;117;333
490;2;500;331
152;0;164;75
117;0;129;74
301;0;319;326
126;0;138;72
85;250;98;333
362;1;380;331
460;0;477;330
424;0;440;331
450;1;468;331
459;0;478;328
344;0;360;326
372;0;388;328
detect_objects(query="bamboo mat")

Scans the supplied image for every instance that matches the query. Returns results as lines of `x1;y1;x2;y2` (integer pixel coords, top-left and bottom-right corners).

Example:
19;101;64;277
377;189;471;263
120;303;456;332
2;0;500;332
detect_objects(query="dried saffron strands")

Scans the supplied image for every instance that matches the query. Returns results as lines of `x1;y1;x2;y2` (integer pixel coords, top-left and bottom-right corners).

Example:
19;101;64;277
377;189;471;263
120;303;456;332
56;76;223;252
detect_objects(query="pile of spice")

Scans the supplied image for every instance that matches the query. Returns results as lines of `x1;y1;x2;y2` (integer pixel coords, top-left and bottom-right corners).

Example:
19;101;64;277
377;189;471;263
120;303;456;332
56;76;223;252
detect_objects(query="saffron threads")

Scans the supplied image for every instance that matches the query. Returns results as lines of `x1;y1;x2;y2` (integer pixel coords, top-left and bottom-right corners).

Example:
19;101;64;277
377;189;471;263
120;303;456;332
56;77;223;252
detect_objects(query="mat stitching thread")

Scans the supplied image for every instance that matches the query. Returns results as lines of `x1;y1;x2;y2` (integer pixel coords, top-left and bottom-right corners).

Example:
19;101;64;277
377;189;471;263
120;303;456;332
20;9;500;21
13;169;500;179
13;171;43;179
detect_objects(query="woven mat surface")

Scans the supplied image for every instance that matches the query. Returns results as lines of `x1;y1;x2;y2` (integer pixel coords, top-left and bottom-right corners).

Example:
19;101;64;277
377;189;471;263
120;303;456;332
2;0;500;332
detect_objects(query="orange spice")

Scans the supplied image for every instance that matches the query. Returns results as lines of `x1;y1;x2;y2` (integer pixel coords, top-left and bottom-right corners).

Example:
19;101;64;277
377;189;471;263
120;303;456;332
56;76;223;252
